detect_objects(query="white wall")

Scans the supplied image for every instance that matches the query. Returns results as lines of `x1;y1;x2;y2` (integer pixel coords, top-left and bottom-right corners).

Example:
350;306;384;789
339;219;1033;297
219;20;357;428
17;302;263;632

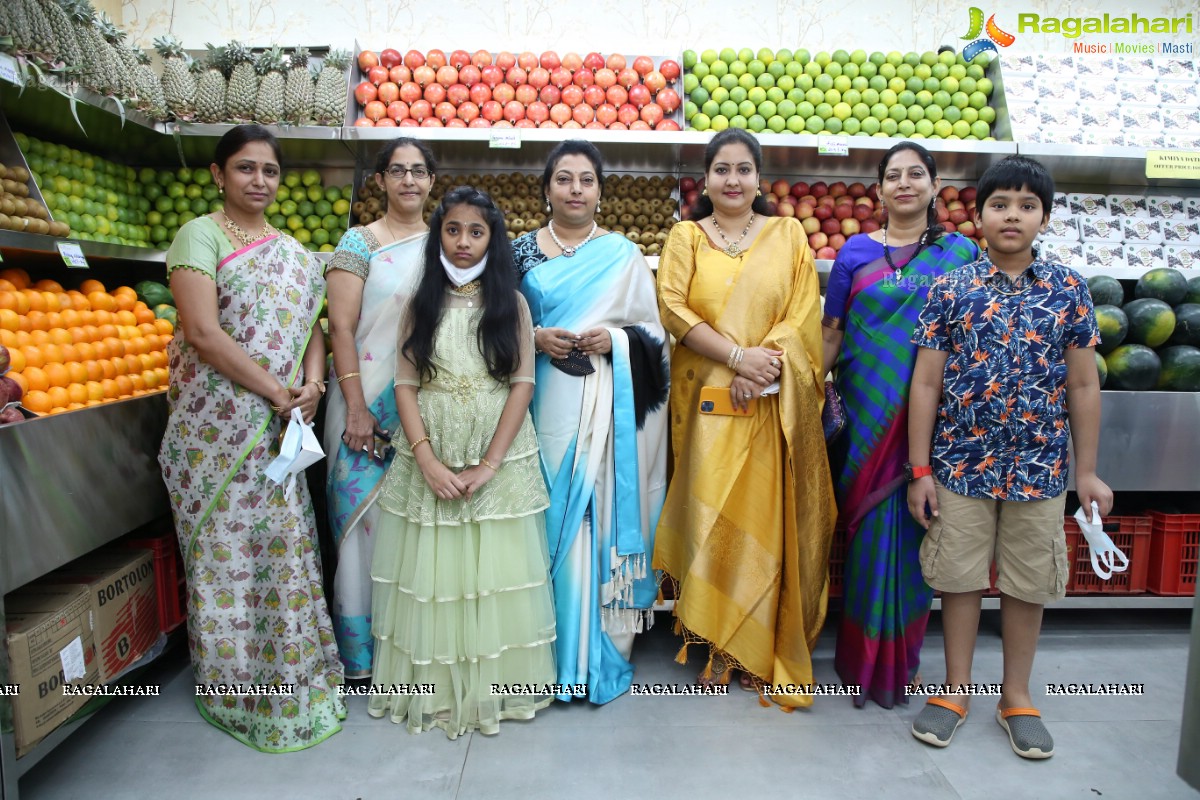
120;0;1198;58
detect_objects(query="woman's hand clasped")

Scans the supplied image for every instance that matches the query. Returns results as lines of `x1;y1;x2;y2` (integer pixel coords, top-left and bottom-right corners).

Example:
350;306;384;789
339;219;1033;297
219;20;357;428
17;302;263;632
419;458;468;501
290;383;322;424
730;375;762;412
737;347;784;386
536;326;578;359
575;327;611;356
342;407;384;455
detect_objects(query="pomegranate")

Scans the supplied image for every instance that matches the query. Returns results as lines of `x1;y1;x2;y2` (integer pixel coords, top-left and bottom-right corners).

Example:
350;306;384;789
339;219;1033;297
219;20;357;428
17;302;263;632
358;50;379;71
606;53;626;71
503;101;526;122
572;104;595;125
389;65;411;84
617;68;639;88
629;120;651;130
472;50;492;67
643;70;666;93
506;66;527;87
632;55;654;76
528;67;550;89
563;120;583;129
413;65;436;87
364;100;386;121
583;84;606;107
420;117;443;127
377;81;400;104
424;83;446;104
469;82;491;105
399;82;422;104
403;50;424;70
434;101;456;122
549;103;572;125
616;103;639;125
496;51;516;71
469;117;491;128
492;83;515;104
367;65;388;86
585;121;606;129
379;48;401;69
480;100;503;122
607;121;627;130
354;117;375;127
445;118;467;127
563;52;584;72
656;88;680;113
605;85;628;107
628;84;651;108
539;85;561;105
539;120;560;129
596;103;618;126
435;65;458;88
447;83;470;105
540;51;561;71
517;51;538;70
572;68;594;88
354;81;378;105
457;101;479;122
640;102;664;126
655;119;681;132
409;99;432;121
480;65;504;88
583;52;605;71
659;60;681;82
492;120;513;128
526;101;551;124
459;65;482;87
449;50;471;69
375;117;397;127
592;68;615;90
561;85;584;107
550;66;573;88
515;84;537;105
426;49;447;69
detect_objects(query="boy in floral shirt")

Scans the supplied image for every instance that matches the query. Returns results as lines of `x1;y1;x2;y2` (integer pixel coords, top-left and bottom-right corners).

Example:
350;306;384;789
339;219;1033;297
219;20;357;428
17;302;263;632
905;155;1112;759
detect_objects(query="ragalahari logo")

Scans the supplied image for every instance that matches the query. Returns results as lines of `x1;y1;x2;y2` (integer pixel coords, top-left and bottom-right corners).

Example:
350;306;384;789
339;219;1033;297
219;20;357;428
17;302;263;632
961;7;1016;61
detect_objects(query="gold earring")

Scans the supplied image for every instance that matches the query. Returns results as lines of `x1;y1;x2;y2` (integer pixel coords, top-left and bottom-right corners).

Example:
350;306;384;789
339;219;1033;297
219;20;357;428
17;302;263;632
756;189;762;197
701;188;708;196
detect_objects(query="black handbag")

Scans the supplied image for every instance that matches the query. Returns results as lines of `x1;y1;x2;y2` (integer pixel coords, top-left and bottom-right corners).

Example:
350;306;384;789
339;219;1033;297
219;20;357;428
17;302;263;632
550;349;595;376
823;380;847;442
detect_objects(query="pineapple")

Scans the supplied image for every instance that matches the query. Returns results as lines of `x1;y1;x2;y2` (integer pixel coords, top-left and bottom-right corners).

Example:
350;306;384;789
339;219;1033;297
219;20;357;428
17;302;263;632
154;35;195;121
283;46;314;126
62;0;117;95
134;50;167;120
313;49;350;127
2;1;35;57
194;43;227;124
97;13;137;100
20;0;55;61
253;46;286;125
223;40;258;123
38;0;83;71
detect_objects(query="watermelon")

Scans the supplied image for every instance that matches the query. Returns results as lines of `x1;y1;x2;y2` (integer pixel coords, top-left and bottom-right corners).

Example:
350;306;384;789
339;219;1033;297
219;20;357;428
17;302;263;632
1095;351;1107;388
1134;267;1188;305
153;304;178;327
1170;303;1200;347
1094;305;1129;355
1185;276;1200;305
1086;275;1124;307
1157;345;1200;391
1105;344;1161;391
1123;298;1176;347
135;280;174;307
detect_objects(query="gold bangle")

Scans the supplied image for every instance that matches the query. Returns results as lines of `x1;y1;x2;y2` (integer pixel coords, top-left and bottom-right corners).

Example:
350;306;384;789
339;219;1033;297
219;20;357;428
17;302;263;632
409;436;431;452
480;457;498;471
270;405;284;414
306;378;326;395
336;371;361;384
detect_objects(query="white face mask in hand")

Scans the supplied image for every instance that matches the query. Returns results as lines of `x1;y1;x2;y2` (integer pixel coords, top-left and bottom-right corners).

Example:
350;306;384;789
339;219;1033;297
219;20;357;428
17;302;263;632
1073;501;1129;580
440;248;488;287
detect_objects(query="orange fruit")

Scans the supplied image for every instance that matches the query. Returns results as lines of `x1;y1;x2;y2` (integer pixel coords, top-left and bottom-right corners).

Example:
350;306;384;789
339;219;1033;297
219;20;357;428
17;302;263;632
116;310;137;327
137;322;158;337
11;291;30;314
129;373;146;392
85;380;104;402
154;318;175;335
67;290;90;310
140;369;159;390
29;330;50;346
114;375;133;397
67;402;85;410
92;340;110;359
148;350;167;369
66;361;87;383
22;289;45;312
8;347;26;373
26;311;48;331
113;285;137;299
34;279;64;292
60;309;81;328
114;293;136;312
138;352;155;371
47;386;70;410
14;330;30;347
40;344;64;365
67;383;88;405
100;378;118;399
16;315;31;333
98;359;116;379
103;337;124;358
134;305;155;325
127;337;147;356
0;279;16;291
23;389;52;413
83;360;102;381
0;308;18;331
49;327;72;346
87;292;116;312
0;329;15;348
123;353;142;374
78;310;96;326
117;325;136;341
60;343;80;362
20;346;45;369
154;366;169;385
1;269;31;289
111;356;128;376
56;293;72;311
96;323;117;340
81;324;100;343
0;291;16;310
79;279;106;294
22;366;49;392
41;292;61;312
8;371;29;395
75;341;96;361
43;363;70;388
44;312;64;331
92;309;113;326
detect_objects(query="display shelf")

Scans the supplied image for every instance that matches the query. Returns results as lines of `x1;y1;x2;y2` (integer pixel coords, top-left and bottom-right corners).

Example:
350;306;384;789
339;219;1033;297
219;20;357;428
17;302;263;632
652;595;1196;613
163;122;353;167
1075;391;1200;493
1016;143;1192;190
0;229;165;263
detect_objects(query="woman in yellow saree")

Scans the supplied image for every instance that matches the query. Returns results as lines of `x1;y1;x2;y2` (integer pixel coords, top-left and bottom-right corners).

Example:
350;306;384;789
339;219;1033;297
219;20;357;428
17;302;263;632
654;129;837;709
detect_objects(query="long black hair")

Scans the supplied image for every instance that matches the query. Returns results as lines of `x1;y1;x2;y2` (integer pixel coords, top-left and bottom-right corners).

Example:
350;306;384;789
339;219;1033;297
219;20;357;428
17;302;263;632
213;124;282;169
373;136;437;177
695;128;770;218
401;186;521;384
877;141;945;247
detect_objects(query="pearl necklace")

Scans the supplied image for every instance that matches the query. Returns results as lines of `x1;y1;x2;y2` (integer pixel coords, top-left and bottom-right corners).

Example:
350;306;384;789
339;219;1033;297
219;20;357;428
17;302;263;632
547;219;598;257
711;213;755;257
447;280;482;307
223;214;272;248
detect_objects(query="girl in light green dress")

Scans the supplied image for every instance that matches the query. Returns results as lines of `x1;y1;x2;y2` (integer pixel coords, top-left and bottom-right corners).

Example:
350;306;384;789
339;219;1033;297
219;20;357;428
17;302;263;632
368;186;556;738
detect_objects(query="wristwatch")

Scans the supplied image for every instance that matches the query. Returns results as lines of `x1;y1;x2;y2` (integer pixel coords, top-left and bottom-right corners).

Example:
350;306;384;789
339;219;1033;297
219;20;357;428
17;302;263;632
904;463;933;482
306;378;326;395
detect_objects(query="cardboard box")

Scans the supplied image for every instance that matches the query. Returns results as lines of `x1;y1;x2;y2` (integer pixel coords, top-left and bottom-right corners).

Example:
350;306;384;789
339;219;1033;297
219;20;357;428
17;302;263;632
1124;244;1166;271
1004;101;1039;138
1166;134;1200;150
1001;75;1038;102
1039;238;1086;268
1146;196;1186;221
1052;192;1070;213
1040;126;1087;146
5;585;99;756
1077;82;1112;104
1108;195;1150;217
1068;193;1109;216
37;548;158;682
1122;217;1163;245
1164;245;1200;270
1079;215;1124;243
1083;242;1127;270
1163;219;1200;245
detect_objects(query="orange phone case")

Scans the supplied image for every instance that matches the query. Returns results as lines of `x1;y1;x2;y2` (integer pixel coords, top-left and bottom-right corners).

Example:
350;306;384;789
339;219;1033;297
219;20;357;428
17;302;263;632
698;385;755;416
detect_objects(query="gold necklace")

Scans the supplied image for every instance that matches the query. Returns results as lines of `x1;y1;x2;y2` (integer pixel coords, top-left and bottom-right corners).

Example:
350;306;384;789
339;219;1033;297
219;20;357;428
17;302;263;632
447;280;482;307
223;214;272;247
384;213;425;244
711;213;755;257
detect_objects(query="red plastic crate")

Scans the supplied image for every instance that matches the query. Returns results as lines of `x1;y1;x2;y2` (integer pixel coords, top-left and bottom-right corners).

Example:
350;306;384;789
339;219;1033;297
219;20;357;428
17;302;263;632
1146;512;1199;596
124;534;187;633
1064;515;1152;594
828;522;847;598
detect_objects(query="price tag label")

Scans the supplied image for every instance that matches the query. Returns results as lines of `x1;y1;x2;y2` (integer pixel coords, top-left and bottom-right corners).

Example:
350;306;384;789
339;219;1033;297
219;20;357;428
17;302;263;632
57;241;89;269
1145;149;1200;181
489;130;521;149
817;136;849;156
0;54;18;85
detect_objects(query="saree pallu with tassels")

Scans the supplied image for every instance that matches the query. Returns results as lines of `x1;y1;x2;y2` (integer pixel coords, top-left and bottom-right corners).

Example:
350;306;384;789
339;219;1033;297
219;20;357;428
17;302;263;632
521;234;670;704
159;232;345;751
324;230;426;677
654;218;836;709
828;233;979;708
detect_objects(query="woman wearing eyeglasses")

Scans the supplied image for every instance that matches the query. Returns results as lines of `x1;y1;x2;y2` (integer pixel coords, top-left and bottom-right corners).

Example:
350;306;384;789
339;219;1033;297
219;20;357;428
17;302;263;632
325;137;437;677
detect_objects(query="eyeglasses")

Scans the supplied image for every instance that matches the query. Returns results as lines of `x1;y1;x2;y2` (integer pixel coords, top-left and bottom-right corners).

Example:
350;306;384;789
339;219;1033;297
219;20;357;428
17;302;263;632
383;165;430;180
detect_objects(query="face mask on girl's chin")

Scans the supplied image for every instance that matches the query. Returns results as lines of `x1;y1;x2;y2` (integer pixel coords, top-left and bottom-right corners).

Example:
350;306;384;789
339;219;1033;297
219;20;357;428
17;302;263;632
440;249;488;287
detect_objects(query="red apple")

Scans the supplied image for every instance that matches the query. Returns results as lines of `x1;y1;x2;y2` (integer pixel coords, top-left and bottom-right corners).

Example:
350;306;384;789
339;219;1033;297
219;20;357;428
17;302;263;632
760;178;772;195
813;204;833;221
861;219;881;234
564;52;586;71
829;181;847;197
518;51;538;70
457;101;479;123
940;186;959;202
770;179;789;197
572;68;595;88
959;186;977;204
834;204;854;221
841;218;860;236
413;65;436;87
817;246;838;260
811;181;829;198
424;83;446;104
2;373;21;403
628;84;651;107
403;49;424;70
481;100;503;122
853;204;874;222
680;177;697;193
492;83;515;104
540;51;561;71
808;232;828;249
469;82;491;105
957;221;977;237
526;101;550;124
777;201;795;217
821;217;841;235
359;50;380;71
572;104;595;125
561;85;584;107
766;200;778;215
640;102;664;126
515;84;537;105
660;60;681;82
606;53;626;71
848;182;867;198
496;51;516;71
409;99;432;120
583;85;606;107
941;221;957;233
656;88;681;113
828;233;846;249
539;85;561;105
801;216;820;234
949;208;969;225
790;181;809;198
549;103;572;125
797;202;815;219
867;183;880;201
472;50;492;67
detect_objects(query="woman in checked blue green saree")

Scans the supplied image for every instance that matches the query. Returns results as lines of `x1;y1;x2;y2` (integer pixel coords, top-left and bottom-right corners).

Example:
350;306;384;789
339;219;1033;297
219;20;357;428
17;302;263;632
822;142;979;708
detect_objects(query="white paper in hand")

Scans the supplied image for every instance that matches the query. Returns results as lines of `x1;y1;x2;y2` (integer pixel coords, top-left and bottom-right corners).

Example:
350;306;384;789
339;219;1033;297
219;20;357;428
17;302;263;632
1072;501;1129;580
264;407;326;498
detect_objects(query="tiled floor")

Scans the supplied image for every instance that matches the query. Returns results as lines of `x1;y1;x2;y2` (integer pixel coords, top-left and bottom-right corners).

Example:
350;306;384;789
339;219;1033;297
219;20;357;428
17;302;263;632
18;608;1199;800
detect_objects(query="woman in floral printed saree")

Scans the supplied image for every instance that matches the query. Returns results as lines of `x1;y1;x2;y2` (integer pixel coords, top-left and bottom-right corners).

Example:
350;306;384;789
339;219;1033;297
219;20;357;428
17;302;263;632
159;125;345;751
